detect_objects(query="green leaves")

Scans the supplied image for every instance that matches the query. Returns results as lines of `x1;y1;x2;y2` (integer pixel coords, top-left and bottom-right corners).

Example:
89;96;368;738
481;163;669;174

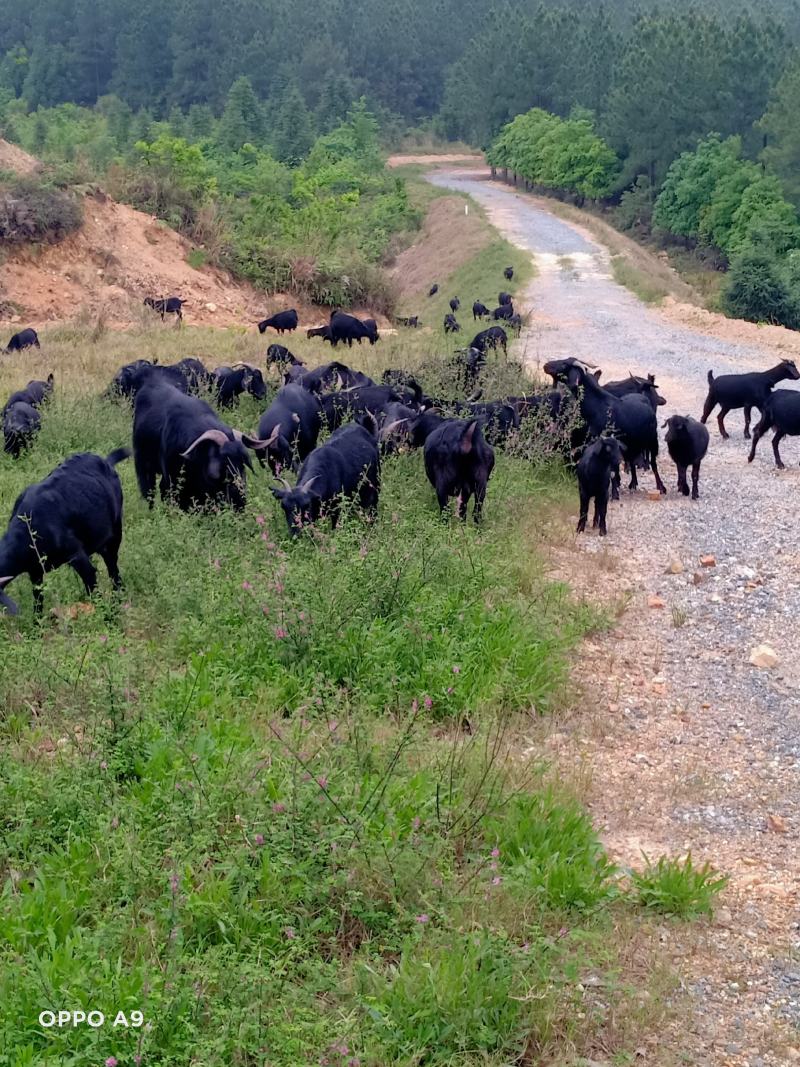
488;108;619;201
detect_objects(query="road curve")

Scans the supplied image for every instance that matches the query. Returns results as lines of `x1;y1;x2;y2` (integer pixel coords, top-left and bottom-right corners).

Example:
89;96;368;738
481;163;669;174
430;167;800;1063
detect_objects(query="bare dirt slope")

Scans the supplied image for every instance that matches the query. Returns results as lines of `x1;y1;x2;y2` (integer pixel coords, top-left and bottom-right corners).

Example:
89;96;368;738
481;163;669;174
0;138;41;176
389;195;492;302
431;167;800;1066
0;187;272;329
0;139;350;332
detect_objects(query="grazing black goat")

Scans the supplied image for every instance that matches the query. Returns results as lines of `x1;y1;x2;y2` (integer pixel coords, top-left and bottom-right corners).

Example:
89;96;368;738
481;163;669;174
213;364;267;407
267;344;301;367
0;449;129;616
663;415;710;498
472;302;490;321
144;296;184;321
449;297;460;313
428;284;439;297
576;437;625;536
5;328;40;352
272;419;381;536
701;360;800;438
470;326;507;355
748;390;800;468
133;383;268;511
3;403;40;457
258;309;298;334
306;325;333;343
255;384;322;473
444;314;461;334
504;266;514;281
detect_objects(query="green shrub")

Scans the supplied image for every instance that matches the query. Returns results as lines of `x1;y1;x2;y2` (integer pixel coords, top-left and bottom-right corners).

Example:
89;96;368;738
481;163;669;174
721;245;800;327
0;177;83;244
631;853;728;916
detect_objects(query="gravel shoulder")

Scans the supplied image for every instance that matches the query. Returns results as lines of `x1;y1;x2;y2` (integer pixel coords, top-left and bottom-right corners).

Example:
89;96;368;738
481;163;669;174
430;168;800;1066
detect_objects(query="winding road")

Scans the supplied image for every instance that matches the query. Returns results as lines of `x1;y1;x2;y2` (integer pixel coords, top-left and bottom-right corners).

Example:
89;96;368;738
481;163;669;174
430;167;800;1065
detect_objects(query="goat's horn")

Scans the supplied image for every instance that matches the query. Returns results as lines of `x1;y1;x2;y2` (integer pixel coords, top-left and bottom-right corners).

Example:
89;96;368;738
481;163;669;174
180;429;229;457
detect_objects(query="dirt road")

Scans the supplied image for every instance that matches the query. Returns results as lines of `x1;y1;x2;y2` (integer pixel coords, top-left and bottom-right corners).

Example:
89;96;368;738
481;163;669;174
430;168;800;1066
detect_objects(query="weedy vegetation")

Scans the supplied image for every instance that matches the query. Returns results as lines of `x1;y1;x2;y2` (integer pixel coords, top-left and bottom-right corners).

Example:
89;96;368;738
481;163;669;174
0;287;709;1064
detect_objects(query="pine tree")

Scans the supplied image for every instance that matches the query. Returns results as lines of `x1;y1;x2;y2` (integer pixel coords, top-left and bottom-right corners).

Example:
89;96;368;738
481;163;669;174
270;83;315;166
315;71;355;133
216;76;264;152
760;57;800;207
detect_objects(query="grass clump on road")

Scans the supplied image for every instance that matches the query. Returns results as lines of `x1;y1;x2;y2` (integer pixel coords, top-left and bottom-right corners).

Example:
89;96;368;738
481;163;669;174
631;853;729;917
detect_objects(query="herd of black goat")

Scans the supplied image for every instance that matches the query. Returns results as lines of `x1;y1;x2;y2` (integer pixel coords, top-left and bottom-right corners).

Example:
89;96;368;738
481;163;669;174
2;284;800;618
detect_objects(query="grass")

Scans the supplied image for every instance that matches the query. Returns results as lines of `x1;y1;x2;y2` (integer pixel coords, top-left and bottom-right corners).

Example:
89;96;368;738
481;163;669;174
631;854;729;917
0;234;702;1063
609;254;673;306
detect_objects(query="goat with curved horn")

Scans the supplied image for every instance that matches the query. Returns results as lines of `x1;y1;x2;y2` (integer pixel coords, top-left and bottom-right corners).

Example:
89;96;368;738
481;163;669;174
180;428;230;457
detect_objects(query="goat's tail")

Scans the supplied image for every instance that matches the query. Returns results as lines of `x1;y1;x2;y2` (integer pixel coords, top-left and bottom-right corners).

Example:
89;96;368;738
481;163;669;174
707;369;714;385
107;447;132;467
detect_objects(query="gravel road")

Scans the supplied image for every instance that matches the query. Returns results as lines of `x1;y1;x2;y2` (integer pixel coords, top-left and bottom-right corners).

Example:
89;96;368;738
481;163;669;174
431;168;800;1065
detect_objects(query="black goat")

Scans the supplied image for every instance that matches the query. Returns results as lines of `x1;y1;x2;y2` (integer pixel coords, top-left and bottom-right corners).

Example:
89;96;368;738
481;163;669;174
454;347;486;391
503;266;514;281
663;415;710;498
748;390;800;468
3;402;40;457
428;284;439;297
444;314;461;334
472;301;490;321
493;303;514;321
5;328;40;352
266;344;301;367
144;296;184;321
576;437;625;536
133;384;268;511
306;325;333;343
0;449;129;616
272;420;381;536
213;364;267;407
701;360;800;438
563;364;666;494
470;326;507;355
256;384;322;474
424;418;495;522
396;316;420;328
4;373;54;411
449;297;460;313
498;292;512;306
258;309;299;334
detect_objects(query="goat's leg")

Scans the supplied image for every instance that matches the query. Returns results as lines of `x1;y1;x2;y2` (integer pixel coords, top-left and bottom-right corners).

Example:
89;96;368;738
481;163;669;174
717;409;730;439
772;431;786;469
691;462;701;500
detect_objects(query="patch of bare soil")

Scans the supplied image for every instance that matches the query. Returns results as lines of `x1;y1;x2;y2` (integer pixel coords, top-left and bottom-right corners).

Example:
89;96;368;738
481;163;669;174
386;152;483;167
389;195;491;303
0;188;277;329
